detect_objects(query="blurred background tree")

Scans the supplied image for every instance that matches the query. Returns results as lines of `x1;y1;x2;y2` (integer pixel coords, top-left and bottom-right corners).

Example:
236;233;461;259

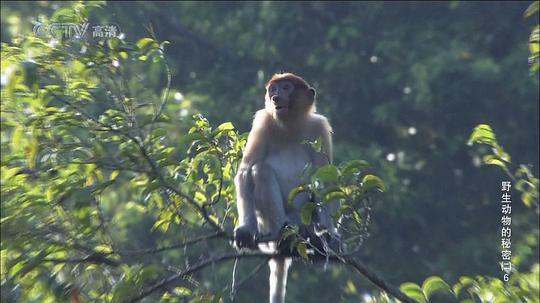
1;1;538;302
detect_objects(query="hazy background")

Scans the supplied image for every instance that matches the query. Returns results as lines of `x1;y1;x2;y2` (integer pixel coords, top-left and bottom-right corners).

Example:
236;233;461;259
1;1;538;302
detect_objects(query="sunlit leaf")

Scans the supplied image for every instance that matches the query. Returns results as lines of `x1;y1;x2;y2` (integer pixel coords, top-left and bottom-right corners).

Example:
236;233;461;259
422;276;453;300
400;282;427;303
362;175;386;192
467;124;497;146
482;155;507;168
323;188;347;203
524;1;539;18
136;37;158;50
288;185;308;204
173;287;192;296
95;244;113;254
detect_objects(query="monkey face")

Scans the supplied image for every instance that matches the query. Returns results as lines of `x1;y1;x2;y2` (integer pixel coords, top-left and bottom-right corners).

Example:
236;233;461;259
266;80;295;120
264;73;316;125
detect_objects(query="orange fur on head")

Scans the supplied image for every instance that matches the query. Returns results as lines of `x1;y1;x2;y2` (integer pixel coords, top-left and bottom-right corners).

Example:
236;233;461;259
265;73;311;90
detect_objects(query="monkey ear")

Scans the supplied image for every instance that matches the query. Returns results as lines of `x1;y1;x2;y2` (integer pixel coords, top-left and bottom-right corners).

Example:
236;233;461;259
309;87;316;98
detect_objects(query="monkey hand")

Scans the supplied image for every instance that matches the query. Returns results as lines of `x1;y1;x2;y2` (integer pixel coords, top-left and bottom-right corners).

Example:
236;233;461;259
233;225;258;251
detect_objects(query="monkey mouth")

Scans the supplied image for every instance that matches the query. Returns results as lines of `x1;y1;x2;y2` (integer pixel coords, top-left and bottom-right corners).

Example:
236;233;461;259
275;105;286;111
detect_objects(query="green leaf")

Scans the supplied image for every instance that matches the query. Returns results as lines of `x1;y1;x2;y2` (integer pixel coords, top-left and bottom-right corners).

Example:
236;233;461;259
11;126;24;152
108;37;121;50
216;122;234;132
281;225;299;241
341;160;371;178
212;122;235;138
288;186;308;204
173;287;192;296
95;244;113;254
152;211;174;233
400;282;427;303
142;180;161;198
296;242;309;259
422;276;453;300
467;124;497;146
492;145;511;162
153;128;167;138
362;175;386;192
301;137;323;153
179;132;206;147
524;1;539;18
92;180;116;194
26;135;39;169
194;191;207;204
522;192;534;207
136;38;158;50
111;170;120;180
22;61;39;90
323;188;347;203
482;155;507;168
312;165;340;183
312;137;322;153
300;202;316;225
453;276;474;296
51;7;78;22
3;167;21;180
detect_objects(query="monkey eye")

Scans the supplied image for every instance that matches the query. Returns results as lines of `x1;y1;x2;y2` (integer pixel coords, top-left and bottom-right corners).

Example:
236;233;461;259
282;84;291;90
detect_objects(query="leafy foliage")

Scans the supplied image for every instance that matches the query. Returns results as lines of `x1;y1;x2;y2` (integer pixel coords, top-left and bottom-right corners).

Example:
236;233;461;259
1;1;538;303
399;265;539;303
525;1;539;72
0;2;387;302
468;123;539;210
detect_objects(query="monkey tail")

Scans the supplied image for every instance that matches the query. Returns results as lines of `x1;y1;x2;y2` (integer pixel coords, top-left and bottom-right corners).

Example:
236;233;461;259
268;257;292;303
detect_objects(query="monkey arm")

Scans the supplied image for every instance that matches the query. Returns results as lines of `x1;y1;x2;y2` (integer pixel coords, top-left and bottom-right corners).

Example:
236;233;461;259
234;117;269;249
235;115;268;228
311;117;341;241
234;164;258;250
234;163;257;229
309;114;333;166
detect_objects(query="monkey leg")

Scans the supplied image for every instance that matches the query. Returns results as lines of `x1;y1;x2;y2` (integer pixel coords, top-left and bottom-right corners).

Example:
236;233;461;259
251;163;287;241
268;257;292;303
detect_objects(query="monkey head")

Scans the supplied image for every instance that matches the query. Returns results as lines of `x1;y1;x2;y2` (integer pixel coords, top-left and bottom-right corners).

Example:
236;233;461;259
265;73;316;124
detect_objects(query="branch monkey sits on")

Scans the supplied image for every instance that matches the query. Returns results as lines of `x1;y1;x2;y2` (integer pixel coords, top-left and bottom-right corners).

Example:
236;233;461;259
234;72;340;303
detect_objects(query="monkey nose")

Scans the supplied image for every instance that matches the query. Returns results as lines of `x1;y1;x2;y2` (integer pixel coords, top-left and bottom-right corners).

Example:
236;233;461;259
271;95;279;102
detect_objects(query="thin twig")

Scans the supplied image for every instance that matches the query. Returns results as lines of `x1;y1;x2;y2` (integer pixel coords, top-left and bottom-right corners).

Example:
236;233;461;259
145;23;172;149
227;258;268;302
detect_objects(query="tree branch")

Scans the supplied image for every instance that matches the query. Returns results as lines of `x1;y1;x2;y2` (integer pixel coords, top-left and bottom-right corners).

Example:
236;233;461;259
43;253;120;267
116;231;224;256
125;252;270;303
124;249;413;303
342;257;414;303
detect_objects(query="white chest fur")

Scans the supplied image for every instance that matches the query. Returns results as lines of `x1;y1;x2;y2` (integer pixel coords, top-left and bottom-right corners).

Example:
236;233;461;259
265;143;311;196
